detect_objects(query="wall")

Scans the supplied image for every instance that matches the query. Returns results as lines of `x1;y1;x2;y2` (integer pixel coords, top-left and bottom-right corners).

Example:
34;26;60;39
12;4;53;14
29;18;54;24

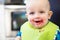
5;5;25;37
0;5;6;40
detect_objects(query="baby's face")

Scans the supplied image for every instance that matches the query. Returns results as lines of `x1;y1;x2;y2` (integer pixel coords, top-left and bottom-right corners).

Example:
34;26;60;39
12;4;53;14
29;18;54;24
26;0;52;28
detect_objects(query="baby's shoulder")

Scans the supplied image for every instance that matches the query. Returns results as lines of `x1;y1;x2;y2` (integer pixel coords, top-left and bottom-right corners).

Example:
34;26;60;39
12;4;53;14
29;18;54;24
21;21;29;29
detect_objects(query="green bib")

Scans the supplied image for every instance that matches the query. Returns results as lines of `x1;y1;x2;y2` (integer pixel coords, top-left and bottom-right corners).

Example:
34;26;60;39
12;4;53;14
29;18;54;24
21;21;59;40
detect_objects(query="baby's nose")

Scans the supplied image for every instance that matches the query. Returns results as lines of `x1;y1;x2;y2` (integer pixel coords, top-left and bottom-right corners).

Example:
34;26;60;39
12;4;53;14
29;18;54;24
34;13;40;18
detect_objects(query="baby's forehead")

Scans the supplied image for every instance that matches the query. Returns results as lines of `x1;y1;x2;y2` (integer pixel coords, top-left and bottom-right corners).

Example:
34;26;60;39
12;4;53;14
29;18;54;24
26;0;50;10
25;0;49;5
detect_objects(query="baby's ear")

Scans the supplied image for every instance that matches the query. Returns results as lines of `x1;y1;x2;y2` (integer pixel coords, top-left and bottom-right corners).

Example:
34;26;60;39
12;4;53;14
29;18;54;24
48;11;53;19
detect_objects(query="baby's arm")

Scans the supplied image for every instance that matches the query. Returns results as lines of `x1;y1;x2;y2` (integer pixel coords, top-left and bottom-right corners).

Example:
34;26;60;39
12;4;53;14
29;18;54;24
55;30;60;40
15;31;21;40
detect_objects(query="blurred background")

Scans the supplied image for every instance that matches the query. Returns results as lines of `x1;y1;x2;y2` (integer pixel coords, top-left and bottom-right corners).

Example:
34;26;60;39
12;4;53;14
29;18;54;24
0;0;60;40
0;0;6;40
49;0;60;28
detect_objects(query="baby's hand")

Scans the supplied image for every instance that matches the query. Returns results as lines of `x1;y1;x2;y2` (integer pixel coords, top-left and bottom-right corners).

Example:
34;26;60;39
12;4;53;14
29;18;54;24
15;36;21;40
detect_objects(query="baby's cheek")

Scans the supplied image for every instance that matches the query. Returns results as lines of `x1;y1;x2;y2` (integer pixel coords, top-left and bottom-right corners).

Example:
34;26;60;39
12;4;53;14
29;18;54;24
43;17;48;23
43;16;48;20
29;18;33;23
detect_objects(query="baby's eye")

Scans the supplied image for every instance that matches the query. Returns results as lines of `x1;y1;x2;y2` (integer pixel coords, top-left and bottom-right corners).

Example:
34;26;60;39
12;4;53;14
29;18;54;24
39;11;45;14
29;12;35;15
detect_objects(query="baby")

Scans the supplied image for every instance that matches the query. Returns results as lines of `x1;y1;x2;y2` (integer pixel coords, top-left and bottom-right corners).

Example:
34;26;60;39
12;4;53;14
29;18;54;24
15;0;60;40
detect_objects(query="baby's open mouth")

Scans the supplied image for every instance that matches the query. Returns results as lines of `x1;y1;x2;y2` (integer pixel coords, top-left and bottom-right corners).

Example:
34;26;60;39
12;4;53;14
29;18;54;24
35;20;43;24
35;21;41;23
